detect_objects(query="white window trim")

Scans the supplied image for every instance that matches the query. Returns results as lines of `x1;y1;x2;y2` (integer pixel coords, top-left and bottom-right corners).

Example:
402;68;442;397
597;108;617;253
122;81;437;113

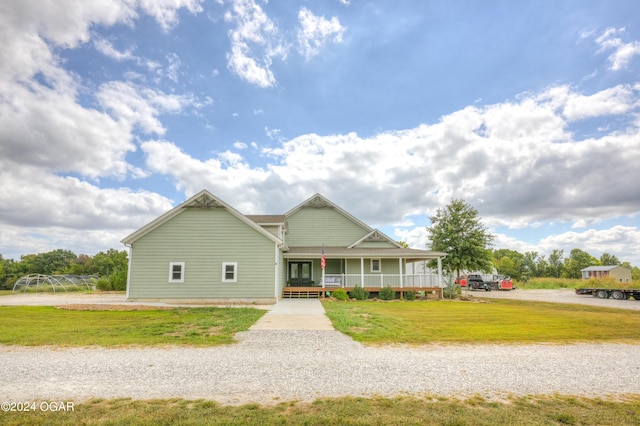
222;262;238;283
371;259;381;273
169;262;185;283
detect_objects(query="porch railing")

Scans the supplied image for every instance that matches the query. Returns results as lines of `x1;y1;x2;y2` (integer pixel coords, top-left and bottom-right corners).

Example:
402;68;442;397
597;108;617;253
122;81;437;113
322;273;442;288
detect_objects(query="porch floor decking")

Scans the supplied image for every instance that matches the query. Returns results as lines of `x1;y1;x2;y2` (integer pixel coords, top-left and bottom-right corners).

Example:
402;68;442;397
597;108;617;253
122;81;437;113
282;286;443;299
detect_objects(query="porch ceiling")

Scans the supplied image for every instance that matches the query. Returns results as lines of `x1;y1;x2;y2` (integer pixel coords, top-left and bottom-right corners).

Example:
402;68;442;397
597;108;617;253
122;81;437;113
283;246;446;261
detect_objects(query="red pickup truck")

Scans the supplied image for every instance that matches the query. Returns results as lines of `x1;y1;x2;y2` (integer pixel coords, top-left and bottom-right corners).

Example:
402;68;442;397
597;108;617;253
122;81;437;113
455;274;513;291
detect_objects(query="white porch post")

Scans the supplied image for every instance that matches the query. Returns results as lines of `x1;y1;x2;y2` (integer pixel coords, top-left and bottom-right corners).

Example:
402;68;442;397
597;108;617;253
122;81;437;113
423;260;427;287
344;258;348;288
360;258;364;286
437;256;443;289
399;257;403;288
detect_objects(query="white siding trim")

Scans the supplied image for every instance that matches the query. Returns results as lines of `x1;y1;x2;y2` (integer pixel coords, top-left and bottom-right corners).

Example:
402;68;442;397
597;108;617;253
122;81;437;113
274;244;278;297
222;262;238;283
168;262;185;283
125;245;132;298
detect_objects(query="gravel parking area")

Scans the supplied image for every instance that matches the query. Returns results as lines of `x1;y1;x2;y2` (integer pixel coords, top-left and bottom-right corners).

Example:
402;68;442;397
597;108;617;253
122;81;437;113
469;288;640;310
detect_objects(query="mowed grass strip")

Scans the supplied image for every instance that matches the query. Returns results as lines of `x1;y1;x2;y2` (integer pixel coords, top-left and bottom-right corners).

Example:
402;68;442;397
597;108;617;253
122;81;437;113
322;299;640;345
1;395;639;426
0;306;265;346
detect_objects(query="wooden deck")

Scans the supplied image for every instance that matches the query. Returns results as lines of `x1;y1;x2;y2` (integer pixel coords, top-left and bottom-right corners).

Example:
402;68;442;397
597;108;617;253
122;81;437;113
282;286;443;299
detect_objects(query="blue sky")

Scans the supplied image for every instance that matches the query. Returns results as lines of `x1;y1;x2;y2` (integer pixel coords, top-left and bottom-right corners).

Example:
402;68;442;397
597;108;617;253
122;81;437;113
1;0;640;266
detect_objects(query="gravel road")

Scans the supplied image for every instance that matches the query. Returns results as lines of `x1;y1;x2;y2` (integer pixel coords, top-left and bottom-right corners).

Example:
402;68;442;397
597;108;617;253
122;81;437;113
1;291;639;405
2;333;639;405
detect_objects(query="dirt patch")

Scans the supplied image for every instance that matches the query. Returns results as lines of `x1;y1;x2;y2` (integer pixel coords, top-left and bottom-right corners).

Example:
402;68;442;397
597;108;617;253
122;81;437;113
55;304;175;311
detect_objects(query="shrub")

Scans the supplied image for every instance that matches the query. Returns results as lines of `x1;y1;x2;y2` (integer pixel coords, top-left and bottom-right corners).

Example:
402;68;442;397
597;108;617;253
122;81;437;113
443;284;461;299
350;285;369;300
95;268;127;291
95;277;112;291
107;268;126;291
403;290;416;301
332;288;349;301
379;285;396;300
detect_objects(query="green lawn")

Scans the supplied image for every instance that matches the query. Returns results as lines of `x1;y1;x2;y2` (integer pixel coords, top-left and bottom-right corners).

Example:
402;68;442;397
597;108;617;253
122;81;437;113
1;395;639;425
322;299;640;345
0;306;265;346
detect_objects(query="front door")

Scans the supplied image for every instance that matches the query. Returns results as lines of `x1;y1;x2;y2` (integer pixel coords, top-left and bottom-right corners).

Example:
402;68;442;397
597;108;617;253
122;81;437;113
289;262;312;286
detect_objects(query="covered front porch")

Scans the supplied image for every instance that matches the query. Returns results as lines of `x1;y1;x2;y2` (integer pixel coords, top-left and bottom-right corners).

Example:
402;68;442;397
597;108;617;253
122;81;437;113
283;246;446;298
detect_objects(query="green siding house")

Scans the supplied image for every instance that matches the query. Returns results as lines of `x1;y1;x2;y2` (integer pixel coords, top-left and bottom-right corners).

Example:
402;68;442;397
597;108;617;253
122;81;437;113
122;190;446;303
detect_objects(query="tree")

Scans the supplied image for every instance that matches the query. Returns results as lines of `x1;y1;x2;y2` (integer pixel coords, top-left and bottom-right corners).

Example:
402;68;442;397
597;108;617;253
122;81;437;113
547;249;564;278
599;253;620;266
492;249;525;280
90;249;127;277
563;248;599;279
426;199;495;279
522;251;540;280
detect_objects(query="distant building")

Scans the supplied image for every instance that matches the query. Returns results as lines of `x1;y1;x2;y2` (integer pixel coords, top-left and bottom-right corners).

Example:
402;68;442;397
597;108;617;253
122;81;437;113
581;265;631;283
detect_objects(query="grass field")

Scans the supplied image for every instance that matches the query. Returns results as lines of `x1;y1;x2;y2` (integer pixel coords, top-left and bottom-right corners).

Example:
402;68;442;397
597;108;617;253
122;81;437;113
322;298;640;345
1;395;639;425
0;306;265;346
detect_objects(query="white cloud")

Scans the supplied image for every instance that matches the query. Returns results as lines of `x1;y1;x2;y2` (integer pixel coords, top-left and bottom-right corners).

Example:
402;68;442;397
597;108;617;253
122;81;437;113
562;85;636;121
0;168;171;229
595;27;640;71
94;37;137;61
539;226;640;265
265;126;282;140
224;0;284;88
394;227;429;250
223;2;346;87
138;0;205;31
297;7;345;59
142;140;272;213
164;52;182;82
0;79;134;179
96;81;195;135
142;84;640;230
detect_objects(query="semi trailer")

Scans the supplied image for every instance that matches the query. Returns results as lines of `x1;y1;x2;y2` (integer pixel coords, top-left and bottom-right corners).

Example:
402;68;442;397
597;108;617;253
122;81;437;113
575;288;640;300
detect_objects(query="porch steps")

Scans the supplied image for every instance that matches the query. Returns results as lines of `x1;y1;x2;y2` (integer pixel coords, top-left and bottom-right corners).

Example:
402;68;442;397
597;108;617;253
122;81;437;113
282;288;323;299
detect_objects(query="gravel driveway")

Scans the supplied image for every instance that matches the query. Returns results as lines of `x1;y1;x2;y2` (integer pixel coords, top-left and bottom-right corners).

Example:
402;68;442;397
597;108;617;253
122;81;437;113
1;292;639;405
468;288;640;311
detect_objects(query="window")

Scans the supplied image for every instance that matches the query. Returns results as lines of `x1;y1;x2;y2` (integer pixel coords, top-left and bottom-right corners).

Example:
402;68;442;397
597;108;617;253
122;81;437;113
371;259;381;273
168;262;185;283
222;262;238;282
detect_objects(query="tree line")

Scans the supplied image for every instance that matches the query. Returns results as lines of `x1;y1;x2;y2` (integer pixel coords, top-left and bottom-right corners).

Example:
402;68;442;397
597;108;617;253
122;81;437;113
427;199;639;282
0;248;127;290
492;248;639;281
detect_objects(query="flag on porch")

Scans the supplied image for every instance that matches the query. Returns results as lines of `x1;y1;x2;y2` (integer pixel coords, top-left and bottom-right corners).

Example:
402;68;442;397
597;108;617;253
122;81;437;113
321;244;326;270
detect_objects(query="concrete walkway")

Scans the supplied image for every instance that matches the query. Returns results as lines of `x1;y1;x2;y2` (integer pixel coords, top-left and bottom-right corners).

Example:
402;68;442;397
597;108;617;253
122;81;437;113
249;298;334;330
